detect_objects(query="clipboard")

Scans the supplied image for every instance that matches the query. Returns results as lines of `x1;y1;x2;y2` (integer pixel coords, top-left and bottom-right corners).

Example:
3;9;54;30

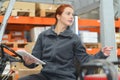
16;50;46;65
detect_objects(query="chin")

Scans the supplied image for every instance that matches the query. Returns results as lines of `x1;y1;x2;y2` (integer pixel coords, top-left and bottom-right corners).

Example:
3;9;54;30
68;24;73;26
65;23;73;27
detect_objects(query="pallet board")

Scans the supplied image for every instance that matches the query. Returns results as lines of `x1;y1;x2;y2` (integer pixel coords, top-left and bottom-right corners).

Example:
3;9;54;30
1;1;59;17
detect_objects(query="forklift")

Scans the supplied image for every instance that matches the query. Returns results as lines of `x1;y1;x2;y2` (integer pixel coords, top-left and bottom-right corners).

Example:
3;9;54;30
79;59;120;80
0;0;119;80
0;0;24;79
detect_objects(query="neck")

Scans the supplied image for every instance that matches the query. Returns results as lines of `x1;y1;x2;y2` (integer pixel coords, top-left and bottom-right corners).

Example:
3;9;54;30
54;23;67;35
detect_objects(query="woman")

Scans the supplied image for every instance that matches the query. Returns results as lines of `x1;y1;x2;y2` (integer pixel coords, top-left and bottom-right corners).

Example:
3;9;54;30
19;4;113;80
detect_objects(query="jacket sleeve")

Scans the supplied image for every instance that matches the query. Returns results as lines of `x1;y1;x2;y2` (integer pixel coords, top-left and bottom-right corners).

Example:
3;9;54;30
74;36;107;64
32;33;43;59
23;33;43;68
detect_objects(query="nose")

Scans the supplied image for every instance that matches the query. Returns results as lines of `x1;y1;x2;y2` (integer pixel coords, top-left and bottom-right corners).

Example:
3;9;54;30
70;14;74;19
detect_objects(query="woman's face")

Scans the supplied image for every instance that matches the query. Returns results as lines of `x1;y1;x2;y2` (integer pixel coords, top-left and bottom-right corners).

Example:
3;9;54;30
57;7;74;26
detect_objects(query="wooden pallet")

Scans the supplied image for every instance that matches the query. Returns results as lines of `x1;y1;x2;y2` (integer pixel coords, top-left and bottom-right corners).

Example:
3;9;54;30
35;3;59;17
11;10;35;17
2;42;27;48
3;1;35;17
117;43;120;48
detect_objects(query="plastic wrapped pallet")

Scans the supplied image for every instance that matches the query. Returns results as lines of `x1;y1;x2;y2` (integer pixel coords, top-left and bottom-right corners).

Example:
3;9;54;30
30;27;46;42
79;31;98;43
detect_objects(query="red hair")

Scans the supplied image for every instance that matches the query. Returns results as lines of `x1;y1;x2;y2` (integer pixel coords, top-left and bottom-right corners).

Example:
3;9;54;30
54;4;73;25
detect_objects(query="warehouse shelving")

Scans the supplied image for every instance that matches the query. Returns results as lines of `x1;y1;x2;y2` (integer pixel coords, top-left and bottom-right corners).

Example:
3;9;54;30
0;1;119;80
0;15;120;56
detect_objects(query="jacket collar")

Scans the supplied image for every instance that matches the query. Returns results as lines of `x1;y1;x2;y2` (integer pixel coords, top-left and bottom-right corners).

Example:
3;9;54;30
45;26;74;38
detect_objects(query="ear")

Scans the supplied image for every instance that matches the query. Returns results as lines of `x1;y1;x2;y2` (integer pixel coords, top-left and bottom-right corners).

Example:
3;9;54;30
56;14;60;20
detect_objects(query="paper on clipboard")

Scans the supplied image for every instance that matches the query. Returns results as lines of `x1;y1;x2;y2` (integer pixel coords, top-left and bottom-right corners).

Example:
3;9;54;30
16;50;46;65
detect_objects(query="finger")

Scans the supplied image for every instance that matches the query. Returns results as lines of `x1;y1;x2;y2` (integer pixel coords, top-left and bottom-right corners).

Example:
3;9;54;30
106;46;113;50
106;46;113;49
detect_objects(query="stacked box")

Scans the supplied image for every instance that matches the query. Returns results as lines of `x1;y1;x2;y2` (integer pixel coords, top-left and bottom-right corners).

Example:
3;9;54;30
2;34;11;43
79;31;98;43
12;62;42;80
36;3;59;17
30;27;46;42
10;31;27;43
44;26;51;30
2;1;35;16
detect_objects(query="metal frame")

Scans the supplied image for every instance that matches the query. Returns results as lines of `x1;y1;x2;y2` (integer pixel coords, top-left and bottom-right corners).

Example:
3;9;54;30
0;0;16;43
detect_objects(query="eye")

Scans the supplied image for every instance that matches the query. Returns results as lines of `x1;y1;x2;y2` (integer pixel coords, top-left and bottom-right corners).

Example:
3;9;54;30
66;12;74;16
66;12;71;15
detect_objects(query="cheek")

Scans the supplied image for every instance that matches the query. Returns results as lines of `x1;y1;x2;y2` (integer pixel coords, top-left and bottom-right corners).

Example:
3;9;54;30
61;17;67;23
60;17;73;26
61;17;66;21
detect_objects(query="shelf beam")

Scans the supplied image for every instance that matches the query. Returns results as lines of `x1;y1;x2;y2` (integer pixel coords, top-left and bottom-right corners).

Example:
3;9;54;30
0;16;120;26
0;16;56;25
0;16;120;32
16;0;72;4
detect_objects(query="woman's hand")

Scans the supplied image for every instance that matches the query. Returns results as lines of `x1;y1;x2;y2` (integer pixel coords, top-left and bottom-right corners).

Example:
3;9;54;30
22;55;36;65
102;46;113;56
16;49;35;65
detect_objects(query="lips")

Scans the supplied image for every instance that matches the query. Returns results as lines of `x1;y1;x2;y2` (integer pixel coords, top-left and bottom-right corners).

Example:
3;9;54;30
68;20;73;23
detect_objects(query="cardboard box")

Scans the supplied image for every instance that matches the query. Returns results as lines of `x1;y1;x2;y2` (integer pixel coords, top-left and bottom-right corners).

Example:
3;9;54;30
12;62;42;79
30;27;45;41
3;1;35;16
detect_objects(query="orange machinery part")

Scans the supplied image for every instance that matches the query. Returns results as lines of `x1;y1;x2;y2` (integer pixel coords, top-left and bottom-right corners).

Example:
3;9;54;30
86;48;100;55
86;48;120;56
3;48;24;56
84;74;120;80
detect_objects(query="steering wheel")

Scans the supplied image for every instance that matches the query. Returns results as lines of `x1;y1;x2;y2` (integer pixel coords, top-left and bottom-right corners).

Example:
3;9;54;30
0;44;23;60
0;44;24;76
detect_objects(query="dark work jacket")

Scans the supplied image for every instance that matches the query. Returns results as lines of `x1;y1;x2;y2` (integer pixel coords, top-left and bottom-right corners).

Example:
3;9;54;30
25;26;107;80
